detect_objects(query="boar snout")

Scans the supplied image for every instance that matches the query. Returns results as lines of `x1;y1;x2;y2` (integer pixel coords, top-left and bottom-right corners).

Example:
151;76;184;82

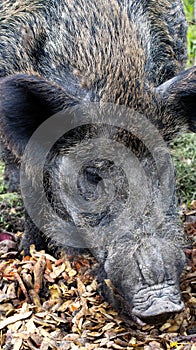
104;237;185;324
132;284;184;324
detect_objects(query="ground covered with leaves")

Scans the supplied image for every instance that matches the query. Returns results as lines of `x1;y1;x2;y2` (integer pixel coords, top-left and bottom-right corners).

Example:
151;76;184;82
0;198;195;350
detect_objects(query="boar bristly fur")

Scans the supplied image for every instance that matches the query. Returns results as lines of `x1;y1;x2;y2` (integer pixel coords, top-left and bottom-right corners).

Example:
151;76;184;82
0;0;195;324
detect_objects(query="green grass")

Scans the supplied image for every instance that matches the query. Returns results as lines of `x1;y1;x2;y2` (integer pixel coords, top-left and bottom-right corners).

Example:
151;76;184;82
0;162;21;205
183;0;196;66
0;161;5;193
174;1;195;204
171;133;196;205
0;191;21;205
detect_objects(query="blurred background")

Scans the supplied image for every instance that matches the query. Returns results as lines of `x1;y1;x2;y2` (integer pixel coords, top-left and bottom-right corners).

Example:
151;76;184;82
171;0;196;205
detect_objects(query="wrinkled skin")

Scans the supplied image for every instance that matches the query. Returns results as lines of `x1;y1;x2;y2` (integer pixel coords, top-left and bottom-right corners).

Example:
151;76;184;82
104;237;185;323
0;0;196;324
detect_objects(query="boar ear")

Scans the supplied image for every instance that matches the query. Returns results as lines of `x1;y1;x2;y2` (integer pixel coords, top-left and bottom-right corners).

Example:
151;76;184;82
0;74;73;157
157;66;196;134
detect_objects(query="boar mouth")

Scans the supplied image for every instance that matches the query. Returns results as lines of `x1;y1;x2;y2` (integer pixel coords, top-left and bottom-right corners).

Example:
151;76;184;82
132;283;184;324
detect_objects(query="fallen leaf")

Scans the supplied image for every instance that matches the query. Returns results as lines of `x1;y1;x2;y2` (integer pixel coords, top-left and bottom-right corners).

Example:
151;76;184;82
0;311;32;330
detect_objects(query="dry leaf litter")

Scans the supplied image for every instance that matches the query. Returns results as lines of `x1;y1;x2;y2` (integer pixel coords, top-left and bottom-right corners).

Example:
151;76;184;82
0;201;195;350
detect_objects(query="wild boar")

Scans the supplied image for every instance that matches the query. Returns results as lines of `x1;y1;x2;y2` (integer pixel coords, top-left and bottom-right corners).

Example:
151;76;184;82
0;0;195;324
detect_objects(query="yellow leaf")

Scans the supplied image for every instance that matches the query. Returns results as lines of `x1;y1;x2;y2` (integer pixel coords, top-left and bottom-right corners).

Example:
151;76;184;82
49;284;62;299
68;269;77;277
170;341;178;348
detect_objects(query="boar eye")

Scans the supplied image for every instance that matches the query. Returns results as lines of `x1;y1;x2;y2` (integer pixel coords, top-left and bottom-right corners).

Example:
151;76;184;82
84;167;102;185
77;165;104;201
